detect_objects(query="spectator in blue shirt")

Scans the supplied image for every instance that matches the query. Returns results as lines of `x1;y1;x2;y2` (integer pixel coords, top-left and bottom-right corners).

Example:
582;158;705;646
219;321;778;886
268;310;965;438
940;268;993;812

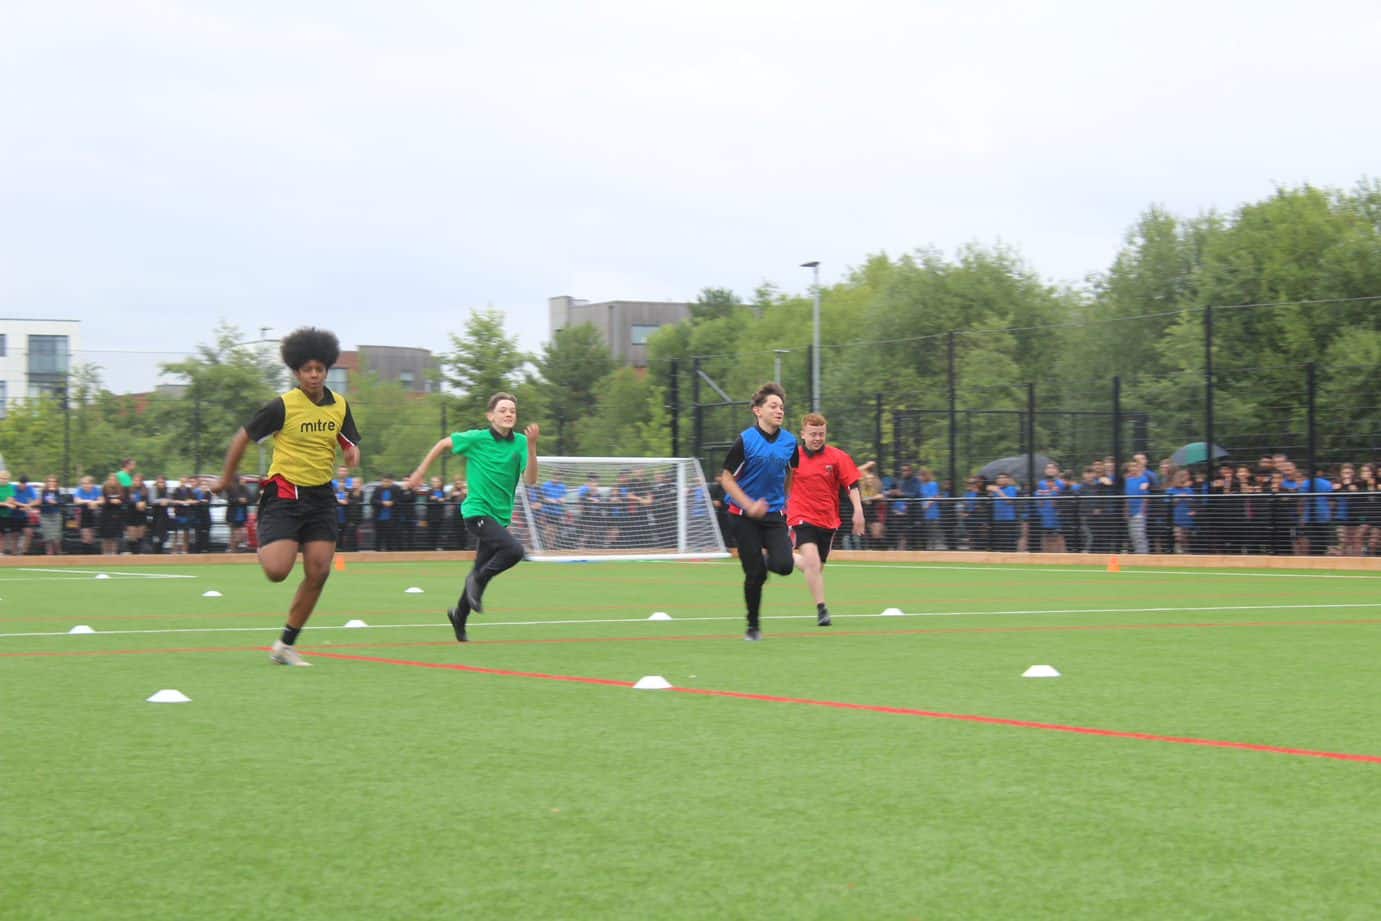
371;475;399;551
987;473;1020;552
1035;463;1065;553
1124;459;1151;554
12;475;38;555
1300;467;1333;556
918;467;944;550
884;463;923;550
1166;468;1198;553
539;471;569;550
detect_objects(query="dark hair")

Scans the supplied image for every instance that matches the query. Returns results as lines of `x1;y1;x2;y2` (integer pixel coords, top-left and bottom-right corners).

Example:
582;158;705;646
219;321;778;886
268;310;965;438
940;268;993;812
751;382;785;408
280;327;341;371
487;392;517;411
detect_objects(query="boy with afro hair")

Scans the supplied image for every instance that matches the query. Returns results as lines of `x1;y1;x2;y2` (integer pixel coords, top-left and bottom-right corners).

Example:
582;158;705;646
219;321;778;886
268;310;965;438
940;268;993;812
214;327;361;666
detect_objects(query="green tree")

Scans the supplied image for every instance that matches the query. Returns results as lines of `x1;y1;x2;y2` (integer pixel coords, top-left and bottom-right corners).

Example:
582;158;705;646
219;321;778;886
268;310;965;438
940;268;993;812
578;368;670;456
343;361;442;481
439;309;529;424
533;325;615;454
690;287;746;322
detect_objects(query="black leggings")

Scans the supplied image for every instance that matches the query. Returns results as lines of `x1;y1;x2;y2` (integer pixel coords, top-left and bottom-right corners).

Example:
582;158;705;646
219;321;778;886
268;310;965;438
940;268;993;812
466;516;526;591
732;513;794;628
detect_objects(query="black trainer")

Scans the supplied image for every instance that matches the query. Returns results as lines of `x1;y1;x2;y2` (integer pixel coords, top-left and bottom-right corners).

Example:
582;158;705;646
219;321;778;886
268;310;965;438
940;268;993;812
465;572;484;613
744;627;762;642
446;607;469;643
817;606;832;627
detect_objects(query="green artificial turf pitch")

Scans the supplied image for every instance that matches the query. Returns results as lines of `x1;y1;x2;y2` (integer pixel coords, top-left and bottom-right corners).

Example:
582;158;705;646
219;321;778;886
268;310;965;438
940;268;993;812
3;558;1380;920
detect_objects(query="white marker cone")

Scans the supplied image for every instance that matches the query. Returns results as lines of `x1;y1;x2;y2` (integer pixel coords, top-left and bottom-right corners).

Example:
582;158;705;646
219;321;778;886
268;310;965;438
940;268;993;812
1022;665;1061;678
404;587;424;594
633;675;673;690
202;590;222;598
343;619;368;628
94;573;111;580
147;689;191;703
880;607;905;616
68;624;96;634
648;612;673;621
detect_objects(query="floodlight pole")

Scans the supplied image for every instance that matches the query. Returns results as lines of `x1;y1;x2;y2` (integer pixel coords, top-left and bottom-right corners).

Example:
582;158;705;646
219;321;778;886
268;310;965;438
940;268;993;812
800;261;821;412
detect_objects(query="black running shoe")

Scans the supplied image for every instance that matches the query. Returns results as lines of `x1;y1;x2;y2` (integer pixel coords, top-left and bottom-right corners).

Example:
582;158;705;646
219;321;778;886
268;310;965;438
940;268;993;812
446;607;469;643
817;606;832;627
465;572;484;613
744;627;762;642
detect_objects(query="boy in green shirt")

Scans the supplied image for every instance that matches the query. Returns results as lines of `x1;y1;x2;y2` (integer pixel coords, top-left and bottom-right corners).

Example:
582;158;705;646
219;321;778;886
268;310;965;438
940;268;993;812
406;392;539;642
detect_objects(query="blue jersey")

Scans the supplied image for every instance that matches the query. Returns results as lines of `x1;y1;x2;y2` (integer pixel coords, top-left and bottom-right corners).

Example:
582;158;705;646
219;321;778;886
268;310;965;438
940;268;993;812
1124;473;1150;516
722;425;798;515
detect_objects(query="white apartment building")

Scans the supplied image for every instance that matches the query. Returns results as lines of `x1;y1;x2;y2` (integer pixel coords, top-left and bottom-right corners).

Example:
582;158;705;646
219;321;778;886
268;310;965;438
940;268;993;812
0;319;81;418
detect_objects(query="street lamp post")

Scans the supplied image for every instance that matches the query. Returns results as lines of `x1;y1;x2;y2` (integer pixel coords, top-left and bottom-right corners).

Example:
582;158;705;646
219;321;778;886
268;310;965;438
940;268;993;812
800;261;821;412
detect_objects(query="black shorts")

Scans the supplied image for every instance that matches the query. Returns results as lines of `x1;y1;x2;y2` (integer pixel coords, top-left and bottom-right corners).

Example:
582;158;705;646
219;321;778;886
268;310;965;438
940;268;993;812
0;515;22;534
257;482;338;547
791;523;837;564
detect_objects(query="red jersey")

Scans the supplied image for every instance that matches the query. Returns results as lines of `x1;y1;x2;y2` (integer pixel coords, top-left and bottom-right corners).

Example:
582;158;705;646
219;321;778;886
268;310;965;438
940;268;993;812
787;445;860;530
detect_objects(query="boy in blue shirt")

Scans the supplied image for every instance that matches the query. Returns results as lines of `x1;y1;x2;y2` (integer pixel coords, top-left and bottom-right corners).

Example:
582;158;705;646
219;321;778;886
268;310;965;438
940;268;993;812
719;383;797;641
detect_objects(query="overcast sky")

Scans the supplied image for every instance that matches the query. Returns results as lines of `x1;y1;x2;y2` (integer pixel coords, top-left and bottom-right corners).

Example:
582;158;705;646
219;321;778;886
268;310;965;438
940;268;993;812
2;1;1377;393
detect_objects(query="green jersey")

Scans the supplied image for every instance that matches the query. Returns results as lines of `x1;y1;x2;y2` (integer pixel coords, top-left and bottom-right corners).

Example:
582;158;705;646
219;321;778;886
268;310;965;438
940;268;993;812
0;483;12;518
116;470;134;487
452;427;528;526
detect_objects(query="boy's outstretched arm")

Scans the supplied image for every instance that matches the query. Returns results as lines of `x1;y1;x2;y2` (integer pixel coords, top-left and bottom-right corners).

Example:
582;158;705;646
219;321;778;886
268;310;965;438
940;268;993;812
406;437;453;491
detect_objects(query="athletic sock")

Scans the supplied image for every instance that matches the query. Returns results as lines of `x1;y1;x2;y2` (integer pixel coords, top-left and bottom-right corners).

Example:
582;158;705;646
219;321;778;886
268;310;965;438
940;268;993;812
280;624;302;646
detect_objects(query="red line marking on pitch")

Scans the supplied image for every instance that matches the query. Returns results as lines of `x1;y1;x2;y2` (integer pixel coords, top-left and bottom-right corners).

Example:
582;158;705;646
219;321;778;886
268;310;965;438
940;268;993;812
305;650;1381;765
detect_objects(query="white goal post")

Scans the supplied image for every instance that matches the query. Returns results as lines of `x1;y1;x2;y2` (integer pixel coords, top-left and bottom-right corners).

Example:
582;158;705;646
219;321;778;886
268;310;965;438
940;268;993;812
509;456;729;562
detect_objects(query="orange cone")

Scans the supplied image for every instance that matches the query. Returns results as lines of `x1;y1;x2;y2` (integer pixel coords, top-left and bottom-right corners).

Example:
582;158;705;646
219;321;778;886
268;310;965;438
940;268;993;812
334;555;346;572
1106;555;1120;573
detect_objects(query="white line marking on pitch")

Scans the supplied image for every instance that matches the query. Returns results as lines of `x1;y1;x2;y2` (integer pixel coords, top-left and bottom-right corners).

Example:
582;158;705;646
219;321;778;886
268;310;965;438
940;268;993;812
9;568;195;580
4;601;1381;639
830;562;1381;580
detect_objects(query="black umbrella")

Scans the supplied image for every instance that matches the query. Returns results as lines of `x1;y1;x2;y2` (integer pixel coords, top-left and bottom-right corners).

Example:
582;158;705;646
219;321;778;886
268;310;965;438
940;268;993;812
977;454;1056;485
1169;442;1230;467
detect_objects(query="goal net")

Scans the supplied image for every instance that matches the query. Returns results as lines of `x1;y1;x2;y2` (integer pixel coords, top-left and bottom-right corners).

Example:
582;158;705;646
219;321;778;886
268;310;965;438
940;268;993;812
510;456;729;561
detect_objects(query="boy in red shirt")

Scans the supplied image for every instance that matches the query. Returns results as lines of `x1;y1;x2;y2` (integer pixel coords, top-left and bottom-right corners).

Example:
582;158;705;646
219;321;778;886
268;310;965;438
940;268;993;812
787;413;865;626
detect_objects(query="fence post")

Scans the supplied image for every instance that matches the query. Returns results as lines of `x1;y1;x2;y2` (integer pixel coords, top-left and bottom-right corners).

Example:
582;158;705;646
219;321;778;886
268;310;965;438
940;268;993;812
1204;305;1215;468
1112;375;1123;489
948;332;959;491
1025;383;1036;491
692;357;703;467
1306;362;1317;482
193;393;202;474
874;393;884;473
440;400;448;480
669;359;680;457
61;382;71;486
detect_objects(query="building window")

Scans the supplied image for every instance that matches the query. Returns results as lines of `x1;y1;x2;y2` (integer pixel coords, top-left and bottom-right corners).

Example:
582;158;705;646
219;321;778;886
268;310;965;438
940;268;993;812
0;334;6;357
630;324;660;345
399;370;415;388
326;367;348;395
28;335;69;375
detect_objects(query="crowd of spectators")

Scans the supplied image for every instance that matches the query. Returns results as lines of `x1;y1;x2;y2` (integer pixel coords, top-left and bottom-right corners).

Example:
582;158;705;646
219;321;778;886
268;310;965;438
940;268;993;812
0;460;233;556
7;451;1378;559
787;452;1381;557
